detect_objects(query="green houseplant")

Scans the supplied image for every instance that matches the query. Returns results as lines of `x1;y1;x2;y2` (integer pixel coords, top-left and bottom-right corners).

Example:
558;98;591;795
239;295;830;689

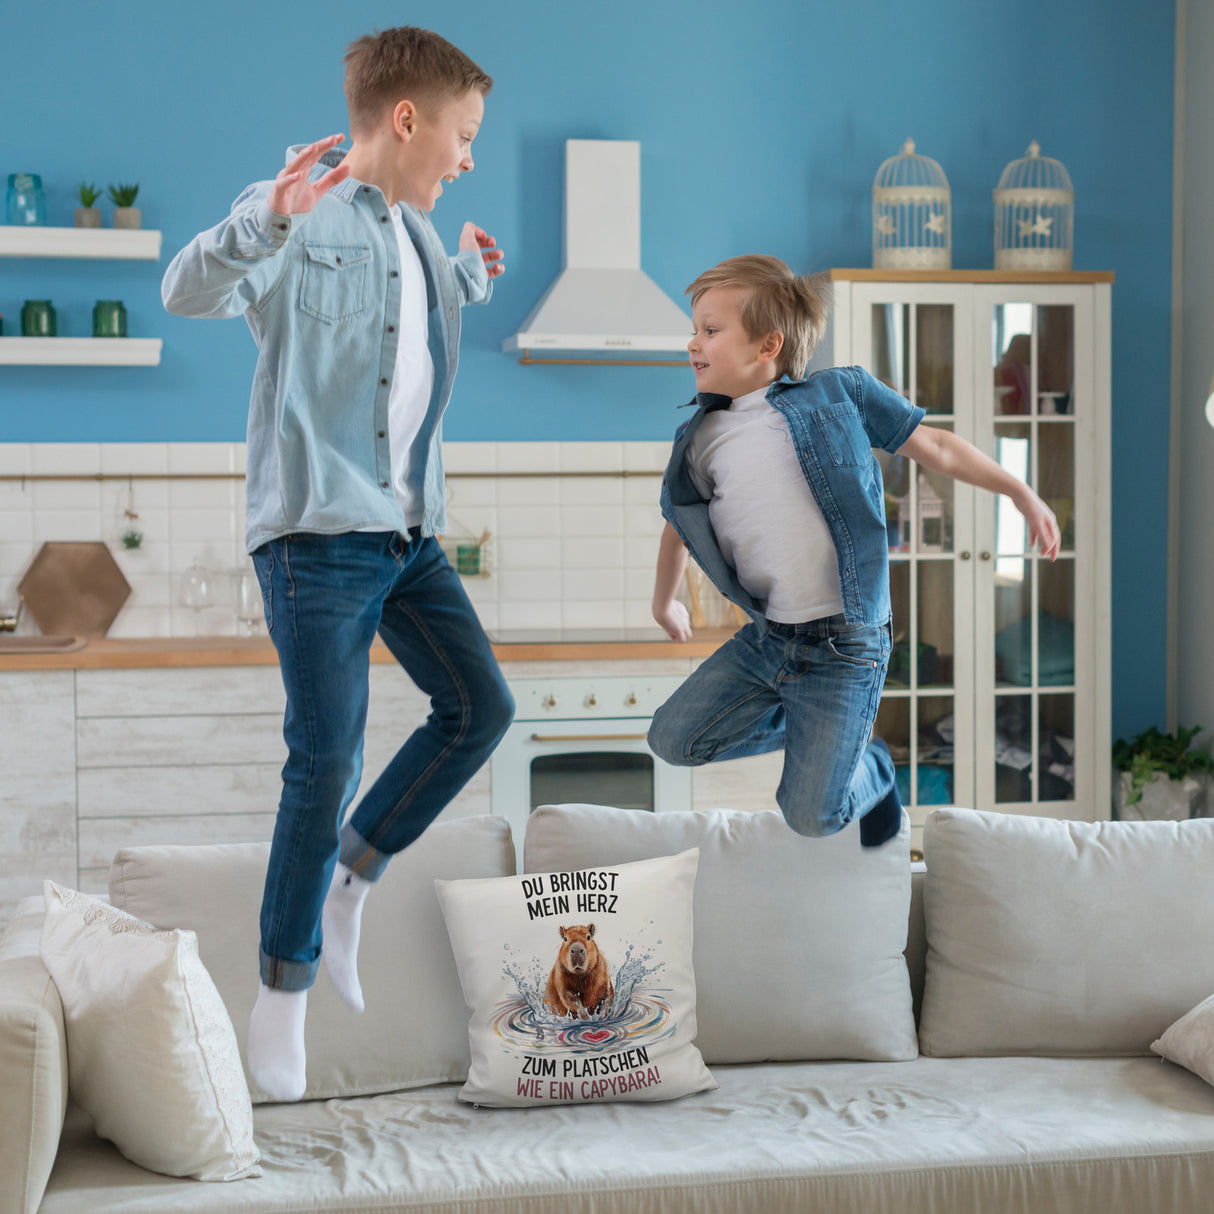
107;182;141;230
74;182;101;229
1112;725;1213;820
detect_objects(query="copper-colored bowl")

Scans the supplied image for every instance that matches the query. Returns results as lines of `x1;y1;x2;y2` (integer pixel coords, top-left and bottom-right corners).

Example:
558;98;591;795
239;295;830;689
18;542;131;637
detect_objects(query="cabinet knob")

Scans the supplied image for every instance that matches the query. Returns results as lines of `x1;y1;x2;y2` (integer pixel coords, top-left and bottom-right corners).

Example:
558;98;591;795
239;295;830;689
980;551;992;561
625;692;638;707
542;695;557;709
584;694;598;708
960;551;971;561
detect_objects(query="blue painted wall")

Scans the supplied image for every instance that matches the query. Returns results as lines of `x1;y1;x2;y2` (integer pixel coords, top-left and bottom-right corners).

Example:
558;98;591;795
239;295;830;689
0;0;1174;738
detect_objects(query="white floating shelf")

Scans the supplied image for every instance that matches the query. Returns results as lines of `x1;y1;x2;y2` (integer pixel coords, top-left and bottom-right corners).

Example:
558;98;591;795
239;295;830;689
0;337;162;366
0;226;162;260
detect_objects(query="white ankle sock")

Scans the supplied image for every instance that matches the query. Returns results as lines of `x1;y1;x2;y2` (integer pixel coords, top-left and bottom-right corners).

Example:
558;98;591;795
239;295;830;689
247;984;307;1102
322;862;372;1012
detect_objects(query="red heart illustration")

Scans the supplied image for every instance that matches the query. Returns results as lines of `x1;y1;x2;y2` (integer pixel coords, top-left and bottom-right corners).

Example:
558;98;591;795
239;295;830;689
583;1029;611;1043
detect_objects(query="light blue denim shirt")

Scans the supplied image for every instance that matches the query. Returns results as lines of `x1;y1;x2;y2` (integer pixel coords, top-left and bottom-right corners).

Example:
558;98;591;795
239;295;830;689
162;147;492;552
660;366;925;632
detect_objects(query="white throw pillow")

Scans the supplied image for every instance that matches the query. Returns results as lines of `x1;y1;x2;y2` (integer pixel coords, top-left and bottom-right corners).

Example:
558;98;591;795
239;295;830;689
524;804;918;1064
435;848;717;1107
37;881;259;1182
920;809;1214;1056
1152;993;1214;1087
108;816;516;1103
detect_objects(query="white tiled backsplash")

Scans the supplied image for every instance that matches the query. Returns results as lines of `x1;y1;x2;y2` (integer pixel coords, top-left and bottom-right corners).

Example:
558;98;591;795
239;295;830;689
0;441;675;637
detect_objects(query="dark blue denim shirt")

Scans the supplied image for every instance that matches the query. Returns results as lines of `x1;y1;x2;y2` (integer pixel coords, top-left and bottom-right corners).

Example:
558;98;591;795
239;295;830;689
659;366;925;634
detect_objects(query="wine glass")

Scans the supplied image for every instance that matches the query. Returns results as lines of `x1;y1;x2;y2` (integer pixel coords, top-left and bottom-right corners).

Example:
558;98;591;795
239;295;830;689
178;560;216;635
231;569;265;637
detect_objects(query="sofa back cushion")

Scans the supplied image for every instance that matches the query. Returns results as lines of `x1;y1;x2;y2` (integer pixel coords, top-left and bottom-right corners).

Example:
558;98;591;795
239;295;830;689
0;898;68;1214
108;815;515;1102
524;804;918;1063
919;808;1214;1056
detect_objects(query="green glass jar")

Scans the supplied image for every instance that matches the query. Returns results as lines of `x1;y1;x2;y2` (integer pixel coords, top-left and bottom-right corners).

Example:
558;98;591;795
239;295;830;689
93;300;127;338
21;300;56;337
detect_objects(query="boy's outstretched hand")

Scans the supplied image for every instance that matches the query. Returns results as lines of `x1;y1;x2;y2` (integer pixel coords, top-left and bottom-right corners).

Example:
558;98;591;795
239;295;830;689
1020;492;1062;561
460;222;505;278
268;134;351;216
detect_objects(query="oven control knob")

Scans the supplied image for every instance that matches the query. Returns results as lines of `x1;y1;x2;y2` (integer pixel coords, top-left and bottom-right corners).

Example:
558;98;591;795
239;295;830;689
541;695;557;709
584;694;598;708
624;693;638;707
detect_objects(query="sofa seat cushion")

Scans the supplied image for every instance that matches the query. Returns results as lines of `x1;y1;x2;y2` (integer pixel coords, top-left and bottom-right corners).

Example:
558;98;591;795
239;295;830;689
37;1057;1214;1214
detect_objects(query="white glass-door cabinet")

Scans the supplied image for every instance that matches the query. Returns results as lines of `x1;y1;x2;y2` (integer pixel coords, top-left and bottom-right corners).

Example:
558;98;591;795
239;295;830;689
811;270;1112;850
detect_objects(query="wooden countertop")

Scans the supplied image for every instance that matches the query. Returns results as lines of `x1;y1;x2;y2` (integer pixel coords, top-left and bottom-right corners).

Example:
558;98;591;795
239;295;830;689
0;631;738;671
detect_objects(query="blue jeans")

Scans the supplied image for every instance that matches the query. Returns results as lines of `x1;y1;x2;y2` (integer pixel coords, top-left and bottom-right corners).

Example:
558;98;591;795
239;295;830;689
252;530;514;990
648;615;898;843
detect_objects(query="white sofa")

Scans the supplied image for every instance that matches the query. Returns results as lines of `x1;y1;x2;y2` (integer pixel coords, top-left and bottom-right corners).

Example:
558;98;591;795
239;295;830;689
5;805;1214;1214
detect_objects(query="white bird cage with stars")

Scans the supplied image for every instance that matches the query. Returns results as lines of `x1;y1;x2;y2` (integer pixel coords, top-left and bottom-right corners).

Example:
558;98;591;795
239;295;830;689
872;138;951;270
994;141;1073;271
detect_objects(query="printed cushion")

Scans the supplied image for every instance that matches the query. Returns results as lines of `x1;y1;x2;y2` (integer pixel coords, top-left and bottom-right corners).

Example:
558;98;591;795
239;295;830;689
435;848;716;1107
108;816;516;1103
920;809;1214;1056
37;881;259;1182
524;804;918;1064
1152;993;1214;1087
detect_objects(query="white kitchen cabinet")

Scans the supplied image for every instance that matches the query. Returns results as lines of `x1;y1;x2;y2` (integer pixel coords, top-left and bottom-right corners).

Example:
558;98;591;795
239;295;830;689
813;270;1112;844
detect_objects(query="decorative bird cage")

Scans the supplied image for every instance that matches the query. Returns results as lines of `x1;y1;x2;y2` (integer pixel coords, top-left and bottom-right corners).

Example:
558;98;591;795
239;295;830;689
872;139;951;270
898;473;946;553
994;141;1073;271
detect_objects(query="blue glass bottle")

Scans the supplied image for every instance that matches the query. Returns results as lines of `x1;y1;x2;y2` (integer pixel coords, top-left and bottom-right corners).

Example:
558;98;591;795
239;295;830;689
6;174;47;226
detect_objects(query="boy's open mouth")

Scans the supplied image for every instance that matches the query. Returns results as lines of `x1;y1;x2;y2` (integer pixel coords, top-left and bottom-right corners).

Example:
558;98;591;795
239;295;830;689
691;360;708;371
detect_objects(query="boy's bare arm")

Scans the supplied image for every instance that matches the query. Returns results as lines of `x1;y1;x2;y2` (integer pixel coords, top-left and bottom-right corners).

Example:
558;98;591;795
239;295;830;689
652;521;693;641
897;426;1061;560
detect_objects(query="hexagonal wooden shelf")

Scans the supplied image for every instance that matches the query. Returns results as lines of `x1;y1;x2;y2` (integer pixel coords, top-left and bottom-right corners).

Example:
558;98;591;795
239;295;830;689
18;542;131;637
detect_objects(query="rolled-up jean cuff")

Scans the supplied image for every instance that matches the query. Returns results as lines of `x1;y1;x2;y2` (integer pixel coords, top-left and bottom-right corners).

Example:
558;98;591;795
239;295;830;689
338;822;392;882
259;948;318;992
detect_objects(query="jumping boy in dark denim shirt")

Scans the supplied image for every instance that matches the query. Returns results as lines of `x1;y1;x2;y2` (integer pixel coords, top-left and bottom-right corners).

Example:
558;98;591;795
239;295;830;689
651;256;1059;848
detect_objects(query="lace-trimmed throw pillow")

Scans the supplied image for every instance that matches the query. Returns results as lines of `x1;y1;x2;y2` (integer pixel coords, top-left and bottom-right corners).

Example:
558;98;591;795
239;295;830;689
37;881;260;1182
435;848;716;1107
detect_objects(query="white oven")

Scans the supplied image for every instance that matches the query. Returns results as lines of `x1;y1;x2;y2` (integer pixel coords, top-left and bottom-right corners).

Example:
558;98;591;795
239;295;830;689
490;674;693;867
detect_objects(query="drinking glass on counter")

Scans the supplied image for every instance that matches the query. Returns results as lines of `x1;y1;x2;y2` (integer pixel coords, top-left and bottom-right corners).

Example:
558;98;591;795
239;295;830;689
231;569;265;637
178;560;216;635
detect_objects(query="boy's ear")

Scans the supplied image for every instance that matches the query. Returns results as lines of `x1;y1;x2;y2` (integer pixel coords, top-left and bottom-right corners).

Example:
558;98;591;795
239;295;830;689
391;98;417;139
758;330;784;365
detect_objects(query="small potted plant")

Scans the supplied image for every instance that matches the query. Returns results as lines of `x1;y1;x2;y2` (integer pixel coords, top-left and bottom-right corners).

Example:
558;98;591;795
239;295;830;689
107;182;141;229
74;182;102;228
1112;725;1214;820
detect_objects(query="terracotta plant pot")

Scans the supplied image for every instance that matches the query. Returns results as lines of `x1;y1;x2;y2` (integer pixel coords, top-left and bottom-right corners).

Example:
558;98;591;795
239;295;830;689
113;207;141;230
74;207;101;229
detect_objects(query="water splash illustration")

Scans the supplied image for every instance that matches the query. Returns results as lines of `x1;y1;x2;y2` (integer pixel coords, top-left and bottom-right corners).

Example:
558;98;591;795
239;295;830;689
493;942;673;1055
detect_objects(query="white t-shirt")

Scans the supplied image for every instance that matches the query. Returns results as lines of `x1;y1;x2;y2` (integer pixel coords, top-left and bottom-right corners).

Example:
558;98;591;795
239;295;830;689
685;386;843;624
382;208;434;527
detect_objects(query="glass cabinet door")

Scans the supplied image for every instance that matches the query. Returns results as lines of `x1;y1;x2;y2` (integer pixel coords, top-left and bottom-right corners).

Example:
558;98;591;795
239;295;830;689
975;289;1094;812
853;287;975;836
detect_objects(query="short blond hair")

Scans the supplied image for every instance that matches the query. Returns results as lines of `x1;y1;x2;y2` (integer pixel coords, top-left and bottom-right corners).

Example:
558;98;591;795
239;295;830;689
343;27;492;136
686;255;832;379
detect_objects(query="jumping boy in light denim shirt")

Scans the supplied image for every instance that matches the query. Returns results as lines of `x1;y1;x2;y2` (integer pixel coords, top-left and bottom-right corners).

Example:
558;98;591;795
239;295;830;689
650;255;1060;849
162;27;513;1101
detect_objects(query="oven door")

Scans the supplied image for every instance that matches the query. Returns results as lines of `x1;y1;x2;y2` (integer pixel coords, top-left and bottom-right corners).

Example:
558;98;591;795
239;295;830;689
489;718;692;868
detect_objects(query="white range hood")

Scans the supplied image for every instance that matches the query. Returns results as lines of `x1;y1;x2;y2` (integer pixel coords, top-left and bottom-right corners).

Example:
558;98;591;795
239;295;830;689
502;140;691;357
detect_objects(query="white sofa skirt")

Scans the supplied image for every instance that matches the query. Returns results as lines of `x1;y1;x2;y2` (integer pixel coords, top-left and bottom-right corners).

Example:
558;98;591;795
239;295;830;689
39;1054;1214;1214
